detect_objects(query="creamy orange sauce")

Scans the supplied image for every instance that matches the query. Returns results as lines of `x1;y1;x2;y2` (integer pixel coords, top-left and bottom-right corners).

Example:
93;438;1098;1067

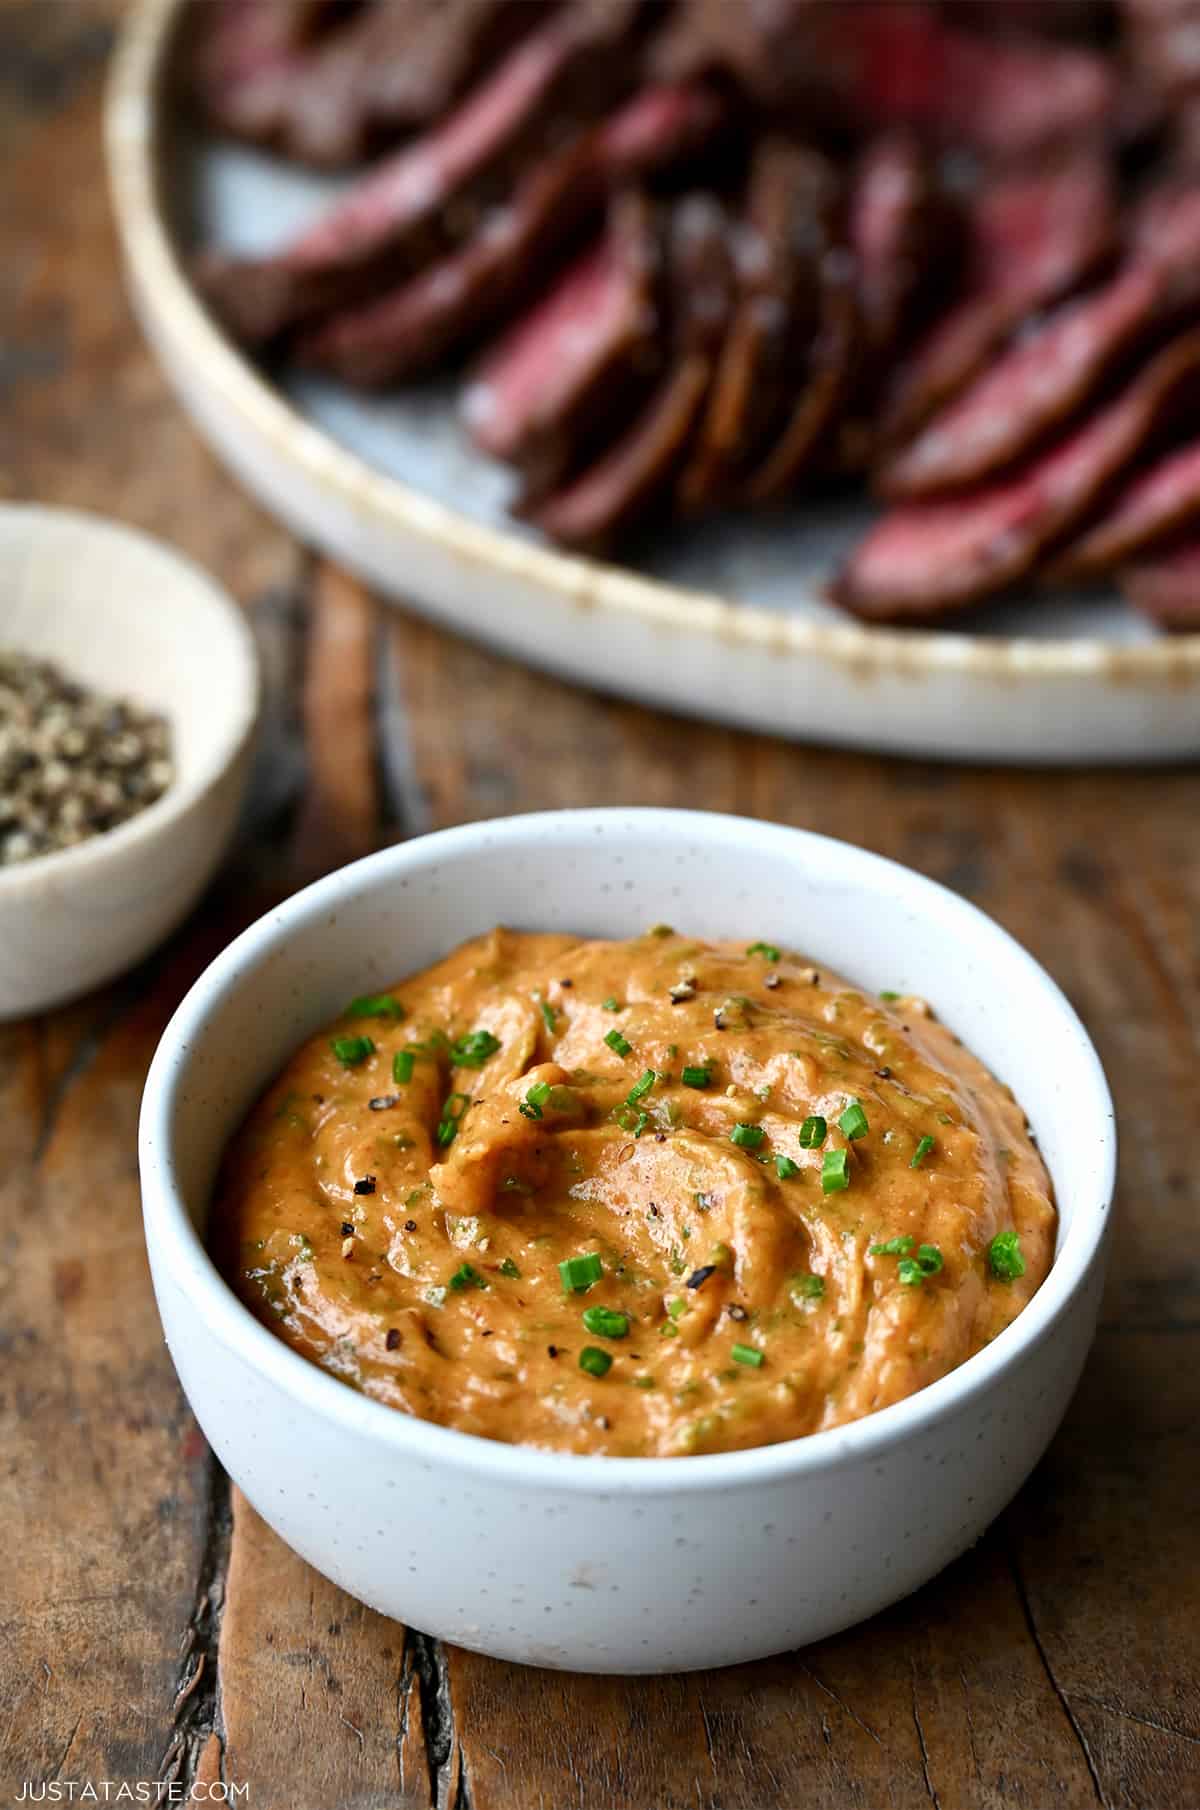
213;928;1056;1456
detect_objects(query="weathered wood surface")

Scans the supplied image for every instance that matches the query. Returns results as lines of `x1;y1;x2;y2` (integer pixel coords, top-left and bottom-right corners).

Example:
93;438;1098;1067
1;6;1199;1807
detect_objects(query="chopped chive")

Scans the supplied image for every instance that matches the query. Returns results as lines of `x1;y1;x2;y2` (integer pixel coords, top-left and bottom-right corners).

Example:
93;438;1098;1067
746;941;781;962
988;1229;1026;1282
793;1273;825;1302
612;1104;650;1137
604;1028;633;1057
911;1134;935;1168
331;1034;374;1067
392;1049;415;1085
346;993;404;1021
821;1148;850;1193
435;1091;470;1146
626;1068;657;1106
498;1258;521;1279
520;1080;552;1120
681;1065;711;1089
559;1252;604;1292
450;1029;501;1067
602;996;621;1011
731;1342;764;1368
448;1262;486;1292
579;1346;613;1377
730;1122;765;1150
775;1154;801;1179
870;1234;914;1256
667;1296;687;1320
898;1245;943;1286
879;989;901;1002
799;1114;826;1149
539;999;557;1034
581;1306;629;1339
839;1100;869;1141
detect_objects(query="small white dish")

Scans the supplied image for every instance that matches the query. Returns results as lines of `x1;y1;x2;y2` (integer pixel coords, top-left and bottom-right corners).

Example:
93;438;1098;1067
139;809;1115;1673
0;503;259;1017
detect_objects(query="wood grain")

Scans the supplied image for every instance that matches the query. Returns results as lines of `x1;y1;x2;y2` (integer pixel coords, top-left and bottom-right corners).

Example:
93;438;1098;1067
1;6;1198;1808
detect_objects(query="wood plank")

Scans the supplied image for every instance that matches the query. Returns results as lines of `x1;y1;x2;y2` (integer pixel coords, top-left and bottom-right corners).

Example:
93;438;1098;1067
383;609;1200;1810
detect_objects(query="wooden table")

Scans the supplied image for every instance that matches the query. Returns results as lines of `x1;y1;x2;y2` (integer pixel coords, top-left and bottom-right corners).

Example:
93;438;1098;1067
3;8;1199;1807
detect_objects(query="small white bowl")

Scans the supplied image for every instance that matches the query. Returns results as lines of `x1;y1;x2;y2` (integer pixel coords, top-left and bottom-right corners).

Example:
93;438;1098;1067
0;504;259;1017
139;810;1115;1673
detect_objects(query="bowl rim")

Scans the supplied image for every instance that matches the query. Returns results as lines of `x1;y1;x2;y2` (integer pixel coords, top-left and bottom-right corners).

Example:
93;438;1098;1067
0;501;260;898
139;807;1117;1493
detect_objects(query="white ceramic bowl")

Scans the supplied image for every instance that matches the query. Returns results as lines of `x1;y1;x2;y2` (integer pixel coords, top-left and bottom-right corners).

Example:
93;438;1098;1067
0;504;259;1017
139;810;1115;1673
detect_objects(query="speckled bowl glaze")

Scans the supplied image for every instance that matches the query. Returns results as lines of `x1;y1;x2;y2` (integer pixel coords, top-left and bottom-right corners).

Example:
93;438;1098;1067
0;504;259;1018
138;810;1115;1673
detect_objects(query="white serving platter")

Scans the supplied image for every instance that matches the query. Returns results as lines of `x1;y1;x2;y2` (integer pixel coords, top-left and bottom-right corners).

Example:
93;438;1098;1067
106;0;1200;763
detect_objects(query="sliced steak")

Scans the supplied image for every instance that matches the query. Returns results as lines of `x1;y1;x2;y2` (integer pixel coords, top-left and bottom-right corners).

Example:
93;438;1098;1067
1121;540;1200;629
678;140;841;510
653;0;1114;159
832;327;1200;622
523;193;732;549
218;0;553;167
879;263;1164;499
296;85;724;385
190;0;337;136
850;133;952;367
463;190;663;488
1049;436;1200;577
194;6;645;347
881;152;1118;445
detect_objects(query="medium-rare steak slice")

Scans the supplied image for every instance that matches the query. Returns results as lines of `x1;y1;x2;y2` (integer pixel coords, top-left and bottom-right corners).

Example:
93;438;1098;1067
296;85;724;385
850;133;952;368
190;0;339;138
194;4;646;347
1049;436;1200;578
522;193;733;549
215;0;555;168
879;264;1164;499
831;328;1200;622
881;153;1118;446
743;256;857;504
463;190;663;489
1121;539;1200;629
678;140;841;510
652;0;1114;159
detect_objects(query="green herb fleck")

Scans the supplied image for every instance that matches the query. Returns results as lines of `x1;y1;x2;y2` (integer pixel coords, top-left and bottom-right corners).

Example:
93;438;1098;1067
988;1229;1026;1282
731;1342;764;1368
821;1148;850;1193
879;989;901;1002
602;996;621;1011
448;1262;487;1292
899;1245;944;1286
519;1080;552;1121
347;993;404;1021
747;941;781;962
730;1122;765;1150
450;1029;501;1067
626;1069;657;1106
582;1306;629;1339
799;1115;827;1149
870;1234;915;1256
681;1065;711;1089
604;1028;633;1057
331;1034;374;1067
775;1154;801;1180
499;1258;521;1280
911;1134;935;1168
539;999;557;1034
793;1273;825;1302
559;1252;604;1293
392;1049;415;1085
579;1346;613;1377
839;1100;869;1141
